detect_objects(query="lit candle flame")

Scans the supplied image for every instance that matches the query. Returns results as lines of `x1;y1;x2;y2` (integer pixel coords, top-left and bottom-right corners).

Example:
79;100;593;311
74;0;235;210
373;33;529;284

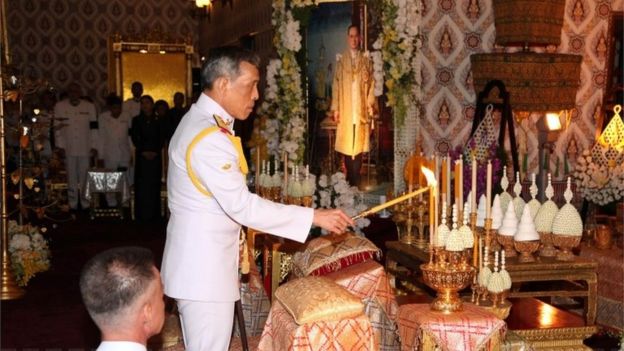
421;166;437;187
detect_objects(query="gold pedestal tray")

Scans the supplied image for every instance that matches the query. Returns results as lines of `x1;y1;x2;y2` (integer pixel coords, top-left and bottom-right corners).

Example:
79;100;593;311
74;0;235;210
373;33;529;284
497;234;517;257
539;231;557;257
421;262;475;313
553;234;581;261
514;240;540;263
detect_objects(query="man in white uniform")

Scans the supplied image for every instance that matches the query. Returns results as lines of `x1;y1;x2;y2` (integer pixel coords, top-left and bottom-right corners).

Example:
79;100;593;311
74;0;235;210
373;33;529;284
161;46;353;350
99;94;132;206
80;247;165;351
54;83;98;210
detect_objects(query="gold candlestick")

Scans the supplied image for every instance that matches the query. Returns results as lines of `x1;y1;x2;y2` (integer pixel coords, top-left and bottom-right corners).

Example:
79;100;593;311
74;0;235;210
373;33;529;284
470;212;478;267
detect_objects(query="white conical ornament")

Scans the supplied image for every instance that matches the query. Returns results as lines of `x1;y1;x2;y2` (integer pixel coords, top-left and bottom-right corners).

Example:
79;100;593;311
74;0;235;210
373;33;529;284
500;166;513;214
500;250;512;290
512;172;526;220
526;173;541;220
259;161;267;188
487;251;505;293
292;171;303;197
459;202;474;249
478;245;492;287
552;177;583;236
515;205;540;241
498;200;518;236
535;174;558;233
476;194;487;227
446;204;465;251
436;201;451;247
491;195;504;230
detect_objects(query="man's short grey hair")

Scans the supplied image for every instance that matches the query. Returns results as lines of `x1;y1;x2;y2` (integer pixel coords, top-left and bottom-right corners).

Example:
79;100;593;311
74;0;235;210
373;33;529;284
201;46;261;91
79;247;156;327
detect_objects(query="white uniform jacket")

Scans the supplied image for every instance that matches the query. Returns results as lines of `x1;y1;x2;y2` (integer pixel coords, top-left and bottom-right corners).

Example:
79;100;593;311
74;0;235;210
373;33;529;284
99;111;131;169
161;93;313;302
54;99;98;157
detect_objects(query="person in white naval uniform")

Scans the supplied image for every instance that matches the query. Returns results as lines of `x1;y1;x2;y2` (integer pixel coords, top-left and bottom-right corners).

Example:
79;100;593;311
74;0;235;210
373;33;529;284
54;83;98;210
161;46;354;351
99;94;132;206
80;247;165;351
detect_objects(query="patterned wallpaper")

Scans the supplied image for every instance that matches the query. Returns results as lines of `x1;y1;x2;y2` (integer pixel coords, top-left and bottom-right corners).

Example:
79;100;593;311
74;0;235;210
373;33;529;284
419;0;623;178
7;0;199;107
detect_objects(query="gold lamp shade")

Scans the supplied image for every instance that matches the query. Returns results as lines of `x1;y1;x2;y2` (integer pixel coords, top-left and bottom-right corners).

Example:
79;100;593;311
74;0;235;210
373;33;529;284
471;52;582;112
493;0;566;46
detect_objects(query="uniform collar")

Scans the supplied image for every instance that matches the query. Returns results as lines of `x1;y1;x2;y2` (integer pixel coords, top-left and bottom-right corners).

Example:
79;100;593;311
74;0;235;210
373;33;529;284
195;93;235;132
96;341;146;351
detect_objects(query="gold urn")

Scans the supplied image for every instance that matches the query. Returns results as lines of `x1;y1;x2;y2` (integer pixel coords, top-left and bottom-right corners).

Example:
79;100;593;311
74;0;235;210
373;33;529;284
421;262;475;313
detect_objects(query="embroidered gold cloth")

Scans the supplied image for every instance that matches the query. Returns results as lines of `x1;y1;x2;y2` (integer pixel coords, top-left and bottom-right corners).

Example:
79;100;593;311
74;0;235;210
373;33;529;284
274;276;364;325
326;260;400;350
397;303;506;351
258;300;377;350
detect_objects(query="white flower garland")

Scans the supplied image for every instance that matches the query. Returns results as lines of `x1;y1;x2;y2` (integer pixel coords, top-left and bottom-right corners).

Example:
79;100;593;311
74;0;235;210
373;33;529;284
257;0;313;162
315;172;371;234
372;0;420;126
573;149;624;205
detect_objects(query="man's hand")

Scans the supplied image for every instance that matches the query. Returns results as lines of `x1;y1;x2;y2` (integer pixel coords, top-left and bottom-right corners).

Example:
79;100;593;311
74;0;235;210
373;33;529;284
332;110;340;124
312;208;354;234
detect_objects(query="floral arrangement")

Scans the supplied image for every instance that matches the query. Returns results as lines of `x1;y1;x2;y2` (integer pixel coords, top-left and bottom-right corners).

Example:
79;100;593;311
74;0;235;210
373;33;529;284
256;0;314;163
573;149;624;205
315;172;371;234
8;220;51;286
371;0;420;126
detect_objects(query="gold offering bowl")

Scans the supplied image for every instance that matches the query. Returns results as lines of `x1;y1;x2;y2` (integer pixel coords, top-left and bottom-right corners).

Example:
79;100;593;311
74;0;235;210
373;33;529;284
552;234;581;261
514;240;540;263
497;234;517;257
301;196;313;208
538;231;557;257
421;262;475;313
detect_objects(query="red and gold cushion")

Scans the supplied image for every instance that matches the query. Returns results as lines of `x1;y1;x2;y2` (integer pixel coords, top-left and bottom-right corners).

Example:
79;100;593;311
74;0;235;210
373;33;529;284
292;232;381;277
274;276;364;325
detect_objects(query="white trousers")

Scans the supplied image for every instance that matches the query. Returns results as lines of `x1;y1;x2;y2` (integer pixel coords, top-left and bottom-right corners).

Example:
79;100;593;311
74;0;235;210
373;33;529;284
177;299;235;351
65;155;90;209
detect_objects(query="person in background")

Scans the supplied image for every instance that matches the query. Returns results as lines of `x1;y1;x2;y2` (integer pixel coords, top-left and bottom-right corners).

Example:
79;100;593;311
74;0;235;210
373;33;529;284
54;83;99;210
99;94;132;206
79;246;165;351
161;46;353;350
130;95;165;222
123;82;143;121
166;92;187;140
330;24;377;189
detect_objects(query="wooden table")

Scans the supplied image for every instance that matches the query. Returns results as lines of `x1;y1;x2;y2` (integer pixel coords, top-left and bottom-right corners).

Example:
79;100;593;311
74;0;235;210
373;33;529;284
385;241;598;325
507;298;598;350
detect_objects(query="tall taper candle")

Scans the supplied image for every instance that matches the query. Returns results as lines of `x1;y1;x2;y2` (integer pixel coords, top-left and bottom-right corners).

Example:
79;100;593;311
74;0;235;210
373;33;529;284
446;154;451;205
486;160;492;219
471;156;477;212
441;156;448;203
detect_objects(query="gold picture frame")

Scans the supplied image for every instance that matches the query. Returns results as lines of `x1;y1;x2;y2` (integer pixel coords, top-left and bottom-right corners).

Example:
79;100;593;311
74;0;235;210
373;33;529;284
108;31;194;106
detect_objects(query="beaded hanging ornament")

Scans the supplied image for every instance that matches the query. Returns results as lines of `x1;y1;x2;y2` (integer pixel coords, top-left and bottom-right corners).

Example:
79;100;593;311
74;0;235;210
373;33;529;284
464;104;498;161
592;105;624;168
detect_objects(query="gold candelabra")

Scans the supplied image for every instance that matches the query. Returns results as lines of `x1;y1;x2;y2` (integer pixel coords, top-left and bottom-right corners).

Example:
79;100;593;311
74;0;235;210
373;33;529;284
421;246;475;313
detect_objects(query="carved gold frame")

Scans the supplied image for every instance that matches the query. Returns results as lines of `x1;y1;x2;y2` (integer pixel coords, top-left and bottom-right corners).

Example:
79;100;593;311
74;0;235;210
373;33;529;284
108;32;194;106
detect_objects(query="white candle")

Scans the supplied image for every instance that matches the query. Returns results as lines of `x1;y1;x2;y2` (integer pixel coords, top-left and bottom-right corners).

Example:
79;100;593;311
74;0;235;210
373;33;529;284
306;164;309;180
471;156;477;212
486;160;492;219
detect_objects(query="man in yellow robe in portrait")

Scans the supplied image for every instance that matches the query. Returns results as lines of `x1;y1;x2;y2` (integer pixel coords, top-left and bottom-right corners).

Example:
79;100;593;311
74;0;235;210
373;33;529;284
330;24;377;188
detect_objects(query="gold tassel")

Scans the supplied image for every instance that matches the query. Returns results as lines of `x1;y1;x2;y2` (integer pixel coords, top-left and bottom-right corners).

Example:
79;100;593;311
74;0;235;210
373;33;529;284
240;229;250;275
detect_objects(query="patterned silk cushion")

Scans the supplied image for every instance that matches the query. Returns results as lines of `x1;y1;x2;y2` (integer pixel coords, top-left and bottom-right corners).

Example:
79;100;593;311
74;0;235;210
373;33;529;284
275;276;364;325
292;232;381;277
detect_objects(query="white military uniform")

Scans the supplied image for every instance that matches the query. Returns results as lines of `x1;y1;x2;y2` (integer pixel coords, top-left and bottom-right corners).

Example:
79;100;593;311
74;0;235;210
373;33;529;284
161;93;313;350
54;98;98;209
96;341;146;351
99;110;132;206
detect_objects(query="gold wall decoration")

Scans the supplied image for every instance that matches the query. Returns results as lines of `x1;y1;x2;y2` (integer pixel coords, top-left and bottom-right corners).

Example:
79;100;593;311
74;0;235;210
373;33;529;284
109;32;193;107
